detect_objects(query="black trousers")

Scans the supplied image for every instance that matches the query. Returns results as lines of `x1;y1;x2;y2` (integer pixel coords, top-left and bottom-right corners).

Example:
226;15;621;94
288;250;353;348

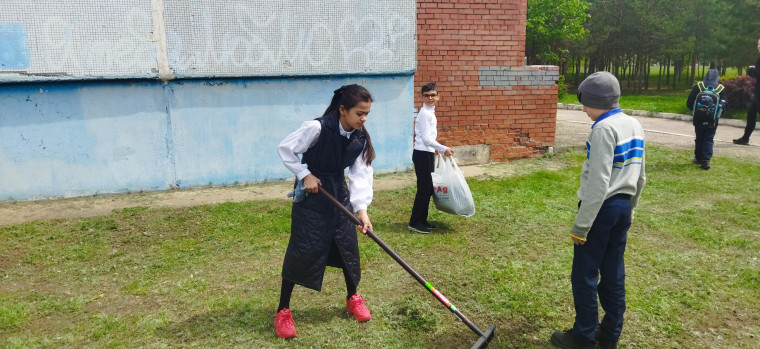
741;99;759;140
409;150;435;225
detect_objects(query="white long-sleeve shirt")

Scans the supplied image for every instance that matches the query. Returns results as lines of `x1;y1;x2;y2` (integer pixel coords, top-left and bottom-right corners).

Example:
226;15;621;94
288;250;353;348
278;120;374;212
414;104;448;153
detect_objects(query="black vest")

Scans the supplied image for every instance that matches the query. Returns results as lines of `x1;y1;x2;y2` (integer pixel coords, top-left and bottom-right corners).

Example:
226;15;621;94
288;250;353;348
301;110;366;177
282;110;367;291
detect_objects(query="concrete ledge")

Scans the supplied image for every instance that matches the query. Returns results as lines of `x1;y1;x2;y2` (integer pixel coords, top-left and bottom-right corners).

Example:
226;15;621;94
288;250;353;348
557;103;756;129
452;144;490;165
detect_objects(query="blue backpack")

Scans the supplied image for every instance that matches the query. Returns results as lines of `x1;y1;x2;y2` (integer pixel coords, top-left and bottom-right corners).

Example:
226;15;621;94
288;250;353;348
692;81;725;128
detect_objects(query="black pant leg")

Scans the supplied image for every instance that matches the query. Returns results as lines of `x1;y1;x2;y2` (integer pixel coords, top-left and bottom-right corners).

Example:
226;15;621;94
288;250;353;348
278;279;295;311
743;99;758;139
694;126;702;160
409;150;435;225
694;126;717;160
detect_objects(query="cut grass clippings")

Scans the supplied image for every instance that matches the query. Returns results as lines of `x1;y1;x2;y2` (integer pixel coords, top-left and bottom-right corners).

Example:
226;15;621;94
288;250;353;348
1;146;759;348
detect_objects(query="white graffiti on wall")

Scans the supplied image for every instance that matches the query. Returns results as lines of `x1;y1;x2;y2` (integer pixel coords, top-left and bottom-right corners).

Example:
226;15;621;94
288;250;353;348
34;8;156;76
165;4;415;76
1;0;415;81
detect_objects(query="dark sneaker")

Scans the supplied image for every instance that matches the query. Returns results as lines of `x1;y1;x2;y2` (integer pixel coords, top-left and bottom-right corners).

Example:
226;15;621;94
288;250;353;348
691;158;699;165
733;138;749;145
595;326;618;349
274;308;296;338
550;329;593;349
408;223;431;234
423;221;437;230
700;160;711;170
346;293;371;322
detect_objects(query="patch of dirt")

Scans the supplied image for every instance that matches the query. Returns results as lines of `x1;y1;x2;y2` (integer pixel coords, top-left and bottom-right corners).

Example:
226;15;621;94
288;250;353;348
15;106;756;227
0;160;571;227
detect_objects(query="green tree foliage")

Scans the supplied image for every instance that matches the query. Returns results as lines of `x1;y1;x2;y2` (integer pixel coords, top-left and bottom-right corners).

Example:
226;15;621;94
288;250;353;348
527;0;760;90
526;0;589;66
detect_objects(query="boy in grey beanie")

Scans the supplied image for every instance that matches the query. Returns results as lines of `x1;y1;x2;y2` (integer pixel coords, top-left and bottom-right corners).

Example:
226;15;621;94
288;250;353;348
551;72;647;349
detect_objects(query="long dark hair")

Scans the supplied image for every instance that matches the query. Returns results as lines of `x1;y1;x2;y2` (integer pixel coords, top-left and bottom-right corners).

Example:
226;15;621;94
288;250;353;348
323;84;375;166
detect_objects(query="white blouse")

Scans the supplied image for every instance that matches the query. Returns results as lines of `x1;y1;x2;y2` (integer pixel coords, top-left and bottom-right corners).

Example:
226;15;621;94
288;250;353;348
278;120;374;212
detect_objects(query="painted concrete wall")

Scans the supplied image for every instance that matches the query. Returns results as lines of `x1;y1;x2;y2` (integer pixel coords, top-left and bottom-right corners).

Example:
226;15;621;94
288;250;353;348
0;75;414;201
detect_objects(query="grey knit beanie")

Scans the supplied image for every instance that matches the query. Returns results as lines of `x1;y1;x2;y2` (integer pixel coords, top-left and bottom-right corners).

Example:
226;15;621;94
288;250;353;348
577;71;620;109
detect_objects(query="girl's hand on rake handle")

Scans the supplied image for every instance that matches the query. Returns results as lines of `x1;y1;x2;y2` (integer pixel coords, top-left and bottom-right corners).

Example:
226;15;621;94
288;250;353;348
303;174;321;193
356;209;372;235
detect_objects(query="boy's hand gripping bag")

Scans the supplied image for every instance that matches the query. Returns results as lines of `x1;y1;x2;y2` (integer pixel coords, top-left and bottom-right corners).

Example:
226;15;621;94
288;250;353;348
431;153;475;217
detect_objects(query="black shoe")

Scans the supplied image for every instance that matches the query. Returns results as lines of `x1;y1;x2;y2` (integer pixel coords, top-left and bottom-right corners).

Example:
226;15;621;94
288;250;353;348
700;159;711;170
407;223;431;234
691;158;699;165
595;329;618;349
551;329;593;349
423;221;437;230
733;138;749;145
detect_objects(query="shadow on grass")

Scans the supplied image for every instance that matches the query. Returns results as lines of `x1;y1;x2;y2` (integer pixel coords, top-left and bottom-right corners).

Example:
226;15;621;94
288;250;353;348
157;304;346;343
382;221;456;235
419;319;552;349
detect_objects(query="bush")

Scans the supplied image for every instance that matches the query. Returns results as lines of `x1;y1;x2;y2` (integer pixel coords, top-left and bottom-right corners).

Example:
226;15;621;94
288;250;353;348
722;75;756;111
557;75;568;99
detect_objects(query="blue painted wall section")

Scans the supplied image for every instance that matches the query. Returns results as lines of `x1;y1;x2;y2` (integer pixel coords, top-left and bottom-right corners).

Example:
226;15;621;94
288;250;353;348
0;24;30;70
0;76;414;201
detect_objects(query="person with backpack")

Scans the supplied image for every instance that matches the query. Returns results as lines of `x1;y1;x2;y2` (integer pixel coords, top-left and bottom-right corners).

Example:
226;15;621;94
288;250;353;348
686;68;726;170
733;38;760;146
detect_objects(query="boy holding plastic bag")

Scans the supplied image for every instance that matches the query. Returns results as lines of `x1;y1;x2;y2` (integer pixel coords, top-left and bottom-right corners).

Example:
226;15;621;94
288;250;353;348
408;82;454;234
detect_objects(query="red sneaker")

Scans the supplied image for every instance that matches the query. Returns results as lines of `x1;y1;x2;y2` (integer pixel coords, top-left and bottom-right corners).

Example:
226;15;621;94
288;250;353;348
346;293;371;322
274;308;296;338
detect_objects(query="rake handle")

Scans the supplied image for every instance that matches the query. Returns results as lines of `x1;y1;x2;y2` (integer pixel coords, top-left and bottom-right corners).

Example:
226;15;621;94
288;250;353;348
317;186;486;337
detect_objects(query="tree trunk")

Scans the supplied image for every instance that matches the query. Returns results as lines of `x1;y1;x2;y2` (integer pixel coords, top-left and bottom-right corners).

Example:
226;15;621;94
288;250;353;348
633;56;639;92
672;59;681;90
584;57;590;76
666;57;670;85
644;56;651;91
657;60;662;90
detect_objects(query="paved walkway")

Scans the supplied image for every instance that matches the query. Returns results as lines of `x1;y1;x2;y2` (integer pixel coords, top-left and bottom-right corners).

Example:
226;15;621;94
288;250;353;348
1;108;758;226
556;107;760;161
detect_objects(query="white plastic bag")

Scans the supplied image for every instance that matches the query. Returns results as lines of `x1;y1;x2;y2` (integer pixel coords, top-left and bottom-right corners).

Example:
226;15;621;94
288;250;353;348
431;153;475;217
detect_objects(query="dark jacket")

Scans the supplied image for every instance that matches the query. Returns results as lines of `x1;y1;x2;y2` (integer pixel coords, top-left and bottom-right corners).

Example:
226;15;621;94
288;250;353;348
748;57;760;102
281;110;367;291
687;69;727;127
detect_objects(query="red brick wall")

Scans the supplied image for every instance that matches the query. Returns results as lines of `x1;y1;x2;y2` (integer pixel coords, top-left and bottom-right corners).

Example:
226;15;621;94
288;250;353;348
416;0;558;161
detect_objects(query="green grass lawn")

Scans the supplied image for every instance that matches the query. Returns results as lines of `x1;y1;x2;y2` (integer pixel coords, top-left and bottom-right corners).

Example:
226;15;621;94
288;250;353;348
566;65;741;90
559;92;748;121
562;65;749;120
2;146;759;348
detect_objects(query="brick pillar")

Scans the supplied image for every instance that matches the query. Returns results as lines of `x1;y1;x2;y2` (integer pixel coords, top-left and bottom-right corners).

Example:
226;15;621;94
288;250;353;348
416;0;558;162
